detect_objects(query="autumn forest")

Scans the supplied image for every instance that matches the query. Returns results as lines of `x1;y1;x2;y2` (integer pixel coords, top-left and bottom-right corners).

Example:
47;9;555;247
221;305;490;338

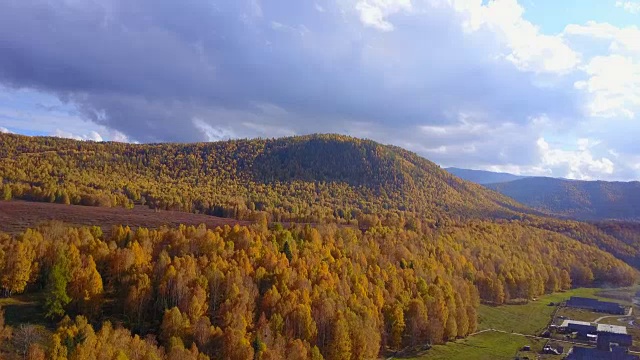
0;133;638;359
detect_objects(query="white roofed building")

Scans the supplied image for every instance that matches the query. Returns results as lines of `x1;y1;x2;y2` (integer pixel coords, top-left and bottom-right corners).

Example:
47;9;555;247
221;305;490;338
597;324;627;334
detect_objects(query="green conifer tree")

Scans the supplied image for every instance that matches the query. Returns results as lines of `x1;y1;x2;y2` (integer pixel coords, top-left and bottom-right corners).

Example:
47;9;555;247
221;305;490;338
44;251;71;319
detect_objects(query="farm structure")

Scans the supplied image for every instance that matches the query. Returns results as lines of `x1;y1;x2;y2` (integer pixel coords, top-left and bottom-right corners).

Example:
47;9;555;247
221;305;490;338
566;330;636;359
597;324;628;335
597;332;633;351
566;296;626;315
566;346;639;360
560;320;597;338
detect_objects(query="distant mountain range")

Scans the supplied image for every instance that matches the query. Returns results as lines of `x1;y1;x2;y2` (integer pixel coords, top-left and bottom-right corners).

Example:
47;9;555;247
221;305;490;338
447;167;640;221
445;167;528;184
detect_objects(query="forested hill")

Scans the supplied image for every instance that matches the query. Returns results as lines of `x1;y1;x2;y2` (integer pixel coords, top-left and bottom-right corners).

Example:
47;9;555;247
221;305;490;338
446;167;527;184
486;177;640;221
0;133;537;224
1;133;640;360
5;132;640;269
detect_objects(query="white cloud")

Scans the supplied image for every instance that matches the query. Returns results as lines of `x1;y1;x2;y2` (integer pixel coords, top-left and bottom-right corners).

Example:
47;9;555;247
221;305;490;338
452;0;580;73
111;131;131;143
565;21;640;55
536;137;615;180
52;129;104;142
574;54;640;118
87;131;103;142
0;126;12;134
0;88;137;142
563;22;640;119
193;118;236;142
616;0;640;14
355;0;412;31
409;115;545;169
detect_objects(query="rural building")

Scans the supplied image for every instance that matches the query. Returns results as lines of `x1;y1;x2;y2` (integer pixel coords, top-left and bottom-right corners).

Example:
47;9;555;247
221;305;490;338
597;332;634;351
561;320;597;337
566;346;640;360
598;324;628;334
566;297;626;315
543;344;563;355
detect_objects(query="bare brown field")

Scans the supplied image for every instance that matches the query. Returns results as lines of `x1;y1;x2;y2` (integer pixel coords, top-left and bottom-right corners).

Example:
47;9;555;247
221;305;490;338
0;200;251;234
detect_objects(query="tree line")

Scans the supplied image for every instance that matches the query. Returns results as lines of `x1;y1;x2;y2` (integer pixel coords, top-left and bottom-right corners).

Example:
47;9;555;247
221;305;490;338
0;220;635;359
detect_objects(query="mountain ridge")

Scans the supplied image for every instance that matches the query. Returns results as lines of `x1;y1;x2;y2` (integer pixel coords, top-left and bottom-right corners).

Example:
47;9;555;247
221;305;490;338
446;167;640;222
486;177;640;221
445;167;528;184
0;132;540;224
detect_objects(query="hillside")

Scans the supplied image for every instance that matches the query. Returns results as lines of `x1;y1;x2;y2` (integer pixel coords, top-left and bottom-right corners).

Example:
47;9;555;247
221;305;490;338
0;133;639;360
3;132;640;270
0;133;537;225
486;177;640;221
446;167;527;184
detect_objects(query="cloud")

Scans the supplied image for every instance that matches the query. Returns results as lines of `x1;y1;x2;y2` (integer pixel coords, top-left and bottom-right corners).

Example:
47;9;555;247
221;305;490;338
355;0;412;31
564;22;640;119
452;0;580;73
193;119;236;142
616;0;640;14
366;112;547;170
0;127;12;134
565;21;640;55
0;0;582;143
50;128;135;143
536;137;615;180
52;129;104;142
574;55;640;118
0;0;636;179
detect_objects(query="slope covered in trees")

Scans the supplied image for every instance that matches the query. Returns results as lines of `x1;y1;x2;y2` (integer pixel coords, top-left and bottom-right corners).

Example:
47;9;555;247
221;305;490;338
1;133;640;359
486;177;640;221
0;220;635;359
0;133;537;225
2;133;640;270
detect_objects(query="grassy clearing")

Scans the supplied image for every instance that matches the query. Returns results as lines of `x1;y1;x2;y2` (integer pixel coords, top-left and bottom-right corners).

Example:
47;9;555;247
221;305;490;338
0;293;50;328
411;331;546;360
408;288;606;359
554;307;602;323
594;287;639;306
478;288;600;335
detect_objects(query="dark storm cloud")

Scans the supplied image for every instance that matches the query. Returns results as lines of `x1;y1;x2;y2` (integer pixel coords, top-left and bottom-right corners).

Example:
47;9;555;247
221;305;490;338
0;0;582;143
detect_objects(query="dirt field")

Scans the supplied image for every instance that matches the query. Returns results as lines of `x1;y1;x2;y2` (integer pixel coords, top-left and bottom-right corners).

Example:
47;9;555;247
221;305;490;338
0;200;250;234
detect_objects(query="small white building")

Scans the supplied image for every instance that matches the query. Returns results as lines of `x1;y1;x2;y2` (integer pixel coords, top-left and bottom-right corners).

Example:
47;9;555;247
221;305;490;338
597;323;627;334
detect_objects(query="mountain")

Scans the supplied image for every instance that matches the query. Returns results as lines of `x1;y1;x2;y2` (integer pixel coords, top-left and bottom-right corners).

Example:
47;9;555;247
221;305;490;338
486;177;640;221
0;133;537;224
445;167;527;184
446;167;640;222
3;132;640;269
3;132;640;268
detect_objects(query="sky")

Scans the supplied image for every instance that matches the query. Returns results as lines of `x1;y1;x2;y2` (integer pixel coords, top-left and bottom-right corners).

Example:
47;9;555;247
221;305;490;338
0;0;639;181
